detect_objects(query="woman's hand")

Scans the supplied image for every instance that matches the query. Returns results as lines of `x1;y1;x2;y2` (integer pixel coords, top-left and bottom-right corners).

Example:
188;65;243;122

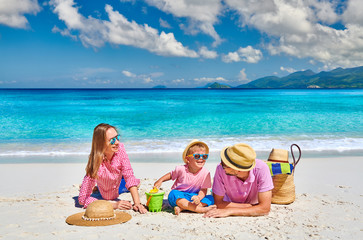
113;200;132;210
133;203;147;214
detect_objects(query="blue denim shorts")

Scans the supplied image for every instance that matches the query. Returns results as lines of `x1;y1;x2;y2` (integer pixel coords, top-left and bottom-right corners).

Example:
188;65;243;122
168;189;214;207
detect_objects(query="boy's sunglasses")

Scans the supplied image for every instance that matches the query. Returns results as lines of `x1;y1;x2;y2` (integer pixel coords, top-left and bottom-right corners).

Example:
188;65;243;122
187;153;209;160
109;135;120;145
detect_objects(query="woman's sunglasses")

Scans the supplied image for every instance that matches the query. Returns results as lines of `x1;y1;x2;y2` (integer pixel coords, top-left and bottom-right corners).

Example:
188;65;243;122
187;153;209;160
109;135;120;145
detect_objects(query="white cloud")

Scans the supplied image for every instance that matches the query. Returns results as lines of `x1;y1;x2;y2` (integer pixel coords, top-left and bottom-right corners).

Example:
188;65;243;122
143;77;153;83
122;70;136;78
225;0;312;35
172;78;184;84
225;0;363;68
280;66;296;73
73;67;116;81
0;0;41;28
122;70;163;84
51;0;198;57
150;72;164;78
52;25;77;41
238;68;248;81
194;77;227;82
88;79;111;85
145;0;223;46
309;0;338;24
342;0;363;25
222;46;263;63
0;80;16;84
199;46;218;59
159;18;171;28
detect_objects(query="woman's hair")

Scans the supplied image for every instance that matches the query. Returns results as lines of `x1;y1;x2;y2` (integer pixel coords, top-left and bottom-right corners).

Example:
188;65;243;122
86;123;116;178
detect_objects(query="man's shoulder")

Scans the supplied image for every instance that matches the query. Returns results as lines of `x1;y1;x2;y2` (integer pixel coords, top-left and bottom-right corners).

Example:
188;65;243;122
254;159;270;172
255;159;268;166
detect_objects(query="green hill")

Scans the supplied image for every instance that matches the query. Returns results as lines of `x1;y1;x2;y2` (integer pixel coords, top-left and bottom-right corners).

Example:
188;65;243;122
236;66;363;88
204;82;231;88
152;85;167;89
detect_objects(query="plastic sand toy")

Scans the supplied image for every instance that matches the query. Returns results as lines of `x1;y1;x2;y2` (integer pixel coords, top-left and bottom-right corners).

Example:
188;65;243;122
149;187;159;193
145;188;165;212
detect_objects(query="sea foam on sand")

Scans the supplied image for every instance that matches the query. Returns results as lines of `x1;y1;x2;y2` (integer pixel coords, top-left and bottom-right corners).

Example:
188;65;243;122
0;157;362;239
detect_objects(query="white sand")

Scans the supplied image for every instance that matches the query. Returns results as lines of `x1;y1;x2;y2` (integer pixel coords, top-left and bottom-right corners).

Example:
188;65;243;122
0;157;362;239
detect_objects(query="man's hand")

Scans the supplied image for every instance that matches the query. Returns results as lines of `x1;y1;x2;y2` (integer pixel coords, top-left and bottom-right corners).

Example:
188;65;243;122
203;208;231;218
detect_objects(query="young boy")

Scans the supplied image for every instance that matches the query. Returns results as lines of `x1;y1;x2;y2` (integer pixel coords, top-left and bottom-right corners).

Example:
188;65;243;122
154;140;215;215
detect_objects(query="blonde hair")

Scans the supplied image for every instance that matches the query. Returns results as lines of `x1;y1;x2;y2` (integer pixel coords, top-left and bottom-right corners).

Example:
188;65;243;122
86;123;116;179
187;143;207;155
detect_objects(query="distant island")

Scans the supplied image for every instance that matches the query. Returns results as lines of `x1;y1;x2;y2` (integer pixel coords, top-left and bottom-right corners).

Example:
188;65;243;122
204;82;231;89
204;66;363;89
152;85;167;89
235;66;363;89
152;66;363;89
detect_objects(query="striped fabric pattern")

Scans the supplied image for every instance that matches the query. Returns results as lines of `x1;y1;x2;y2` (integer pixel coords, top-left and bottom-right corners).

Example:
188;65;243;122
266;162;294;176
78;144;140;208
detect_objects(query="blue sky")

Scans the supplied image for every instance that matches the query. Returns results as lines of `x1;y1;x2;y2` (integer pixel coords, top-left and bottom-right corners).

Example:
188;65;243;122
1;0;362;88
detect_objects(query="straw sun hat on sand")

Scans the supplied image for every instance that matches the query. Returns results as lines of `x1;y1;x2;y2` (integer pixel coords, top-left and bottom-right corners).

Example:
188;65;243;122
66;200;131;226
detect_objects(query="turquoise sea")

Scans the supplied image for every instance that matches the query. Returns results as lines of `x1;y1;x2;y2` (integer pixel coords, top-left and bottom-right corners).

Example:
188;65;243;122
0;89;362;163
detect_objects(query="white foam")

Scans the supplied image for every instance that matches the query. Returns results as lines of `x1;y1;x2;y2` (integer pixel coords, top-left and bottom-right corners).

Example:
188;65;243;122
1;135;363;157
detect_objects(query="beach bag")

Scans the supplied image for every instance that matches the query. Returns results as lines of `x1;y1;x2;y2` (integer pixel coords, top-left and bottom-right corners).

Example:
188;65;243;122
267;144;301;205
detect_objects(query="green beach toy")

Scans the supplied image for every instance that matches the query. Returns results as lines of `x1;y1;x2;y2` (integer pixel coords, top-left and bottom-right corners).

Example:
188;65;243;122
145;190;165;212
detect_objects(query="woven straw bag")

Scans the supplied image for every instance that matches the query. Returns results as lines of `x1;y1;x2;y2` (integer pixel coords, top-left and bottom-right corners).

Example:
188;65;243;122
268;144;301;205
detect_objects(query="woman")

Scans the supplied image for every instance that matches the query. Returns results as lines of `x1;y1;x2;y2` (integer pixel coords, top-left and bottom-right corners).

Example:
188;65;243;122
78;123;147;213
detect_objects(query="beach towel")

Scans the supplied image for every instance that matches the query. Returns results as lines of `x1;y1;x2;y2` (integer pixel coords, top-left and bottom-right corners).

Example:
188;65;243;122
266;162;294;176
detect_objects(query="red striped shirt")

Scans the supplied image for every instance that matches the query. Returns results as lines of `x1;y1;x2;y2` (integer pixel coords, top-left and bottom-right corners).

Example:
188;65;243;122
78;143;140;208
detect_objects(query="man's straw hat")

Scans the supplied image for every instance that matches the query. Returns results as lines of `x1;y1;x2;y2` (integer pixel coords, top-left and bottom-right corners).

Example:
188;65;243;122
220;143;256;171
182;139;209;163
66;200;131;226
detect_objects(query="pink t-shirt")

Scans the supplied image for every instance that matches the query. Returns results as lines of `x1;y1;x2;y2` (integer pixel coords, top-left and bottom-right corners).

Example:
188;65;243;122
212;159;273;205
78;144;140;208
170;165;212;193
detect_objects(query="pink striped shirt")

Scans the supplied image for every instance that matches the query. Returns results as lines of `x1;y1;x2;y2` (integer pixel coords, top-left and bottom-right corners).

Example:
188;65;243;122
78;143;140;208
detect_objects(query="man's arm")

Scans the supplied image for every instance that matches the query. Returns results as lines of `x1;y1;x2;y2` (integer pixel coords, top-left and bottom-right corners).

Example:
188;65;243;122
212;193;253;209
203;190;272;218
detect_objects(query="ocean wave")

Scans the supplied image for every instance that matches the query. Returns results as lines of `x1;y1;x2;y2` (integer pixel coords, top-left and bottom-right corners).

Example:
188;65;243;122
1;136;363;157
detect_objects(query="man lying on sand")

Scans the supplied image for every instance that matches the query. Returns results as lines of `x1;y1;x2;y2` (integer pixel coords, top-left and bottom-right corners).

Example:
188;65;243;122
204;143;273;218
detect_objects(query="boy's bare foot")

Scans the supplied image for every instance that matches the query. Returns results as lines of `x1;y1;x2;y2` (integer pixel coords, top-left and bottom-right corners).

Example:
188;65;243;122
199;204;217;213
174;206;182;215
